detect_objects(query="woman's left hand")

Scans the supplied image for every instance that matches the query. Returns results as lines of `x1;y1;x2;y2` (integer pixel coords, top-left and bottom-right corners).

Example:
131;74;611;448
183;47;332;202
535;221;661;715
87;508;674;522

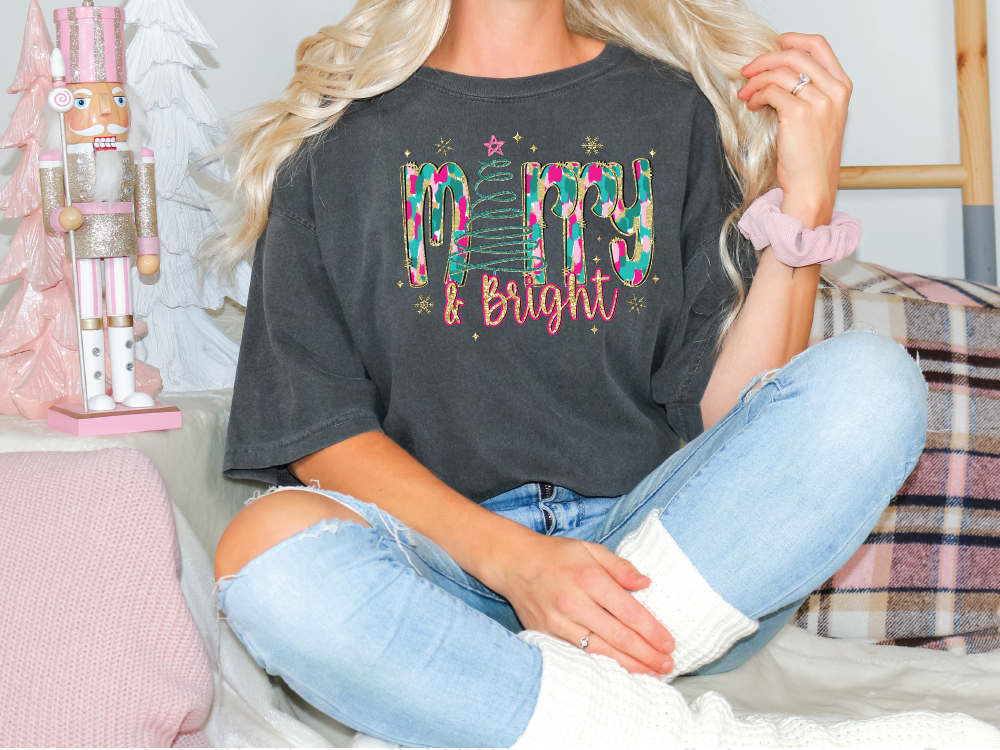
738;33;852;229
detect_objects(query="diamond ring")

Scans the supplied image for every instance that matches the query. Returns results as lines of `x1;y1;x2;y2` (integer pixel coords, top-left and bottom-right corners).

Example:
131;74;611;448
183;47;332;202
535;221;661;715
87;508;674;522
791;73;812;96
579;633;591;649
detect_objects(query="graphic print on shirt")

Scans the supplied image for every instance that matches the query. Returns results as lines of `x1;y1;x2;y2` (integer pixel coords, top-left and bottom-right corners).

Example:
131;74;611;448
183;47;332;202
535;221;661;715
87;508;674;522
399;133;655;335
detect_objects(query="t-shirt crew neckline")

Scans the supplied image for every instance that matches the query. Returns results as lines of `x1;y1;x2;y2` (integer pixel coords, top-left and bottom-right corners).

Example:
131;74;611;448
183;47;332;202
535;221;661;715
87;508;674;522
413;41;626;99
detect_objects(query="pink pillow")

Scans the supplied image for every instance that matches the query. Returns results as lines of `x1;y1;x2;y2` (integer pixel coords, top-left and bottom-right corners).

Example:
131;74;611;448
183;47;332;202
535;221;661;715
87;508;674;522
0;448;213;747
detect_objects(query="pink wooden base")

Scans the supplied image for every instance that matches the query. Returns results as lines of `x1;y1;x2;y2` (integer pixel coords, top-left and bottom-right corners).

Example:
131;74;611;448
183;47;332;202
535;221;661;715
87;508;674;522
47;402;182;436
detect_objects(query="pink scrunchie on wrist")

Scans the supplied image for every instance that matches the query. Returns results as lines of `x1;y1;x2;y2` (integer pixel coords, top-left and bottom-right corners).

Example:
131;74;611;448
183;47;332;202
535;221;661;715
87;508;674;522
737;187;862;267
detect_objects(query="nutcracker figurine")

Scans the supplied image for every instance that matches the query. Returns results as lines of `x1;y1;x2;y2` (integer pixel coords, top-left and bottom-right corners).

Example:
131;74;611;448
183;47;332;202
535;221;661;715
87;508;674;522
41;1;158;412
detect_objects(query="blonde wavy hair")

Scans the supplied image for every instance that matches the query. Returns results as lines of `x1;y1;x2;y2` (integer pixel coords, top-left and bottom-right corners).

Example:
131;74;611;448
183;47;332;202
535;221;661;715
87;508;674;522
209;0;781;333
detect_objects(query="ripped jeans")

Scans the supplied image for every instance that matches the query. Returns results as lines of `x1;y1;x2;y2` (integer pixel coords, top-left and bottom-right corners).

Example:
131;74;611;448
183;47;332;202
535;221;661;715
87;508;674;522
215;331;928;748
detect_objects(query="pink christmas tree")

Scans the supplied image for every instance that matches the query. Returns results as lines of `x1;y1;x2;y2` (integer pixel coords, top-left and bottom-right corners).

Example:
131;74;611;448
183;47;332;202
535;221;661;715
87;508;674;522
0;0;160;419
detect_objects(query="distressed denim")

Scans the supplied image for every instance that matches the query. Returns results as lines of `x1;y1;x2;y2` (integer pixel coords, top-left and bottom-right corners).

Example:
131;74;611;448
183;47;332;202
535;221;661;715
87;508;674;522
216;331;928;748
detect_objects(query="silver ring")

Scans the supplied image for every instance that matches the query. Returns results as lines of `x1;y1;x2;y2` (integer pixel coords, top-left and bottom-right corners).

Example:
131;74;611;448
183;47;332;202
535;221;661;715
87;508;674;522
791;73;812;96
579;634;591;649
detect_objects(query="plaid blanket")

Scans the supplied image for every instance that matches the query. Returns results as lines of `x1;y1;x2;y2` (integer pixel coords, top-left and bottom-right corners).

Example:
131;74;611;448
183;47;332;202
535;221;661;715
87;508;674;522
794;263;1000;654
822;258;1000;308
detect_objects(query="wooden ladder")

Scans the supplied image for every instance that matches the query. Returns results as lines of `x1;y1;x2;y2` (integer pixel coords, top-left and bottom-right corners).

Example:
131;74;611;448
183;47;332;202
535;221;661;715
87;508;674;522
837;0;996;283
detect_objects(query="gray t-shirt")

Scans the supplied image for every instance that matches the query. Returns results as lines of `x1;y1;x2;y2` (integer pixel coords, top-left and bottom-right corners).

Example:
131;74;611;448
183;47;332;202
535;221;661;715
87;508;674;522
224;43;755;502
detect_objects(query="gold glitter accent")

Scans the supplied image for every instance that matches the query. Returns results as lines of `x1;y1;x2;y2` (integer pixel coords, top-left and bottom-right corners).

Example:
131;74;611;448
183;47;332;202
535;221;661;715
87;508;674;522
108;315;133;327
591;325;599;334
414;295;434;314
530;144;538;153
135;160;158;238
592;255;599;264
444;280;464;325
649;149;656;157
68;8;80;83
114;8;124;84
582;136;603;155
92;6;106;83
40;164;66;237
433;137;453;156
626;292;646;315
68;151;96;203
117;151;135;201
404;149;410;157
513;132;523;143
80;318;103;330
652;275;660;283
69;212;137;260
472;332;479;341
397;280;403;288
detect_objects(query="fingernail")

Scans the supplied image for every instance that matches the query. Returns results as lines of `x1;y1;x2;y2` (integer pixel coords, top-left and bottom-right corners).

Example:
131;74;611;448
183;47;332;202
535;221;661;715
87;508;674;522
662;659;674;673
663;641;674;653
632;572;650;582
646;671;658;678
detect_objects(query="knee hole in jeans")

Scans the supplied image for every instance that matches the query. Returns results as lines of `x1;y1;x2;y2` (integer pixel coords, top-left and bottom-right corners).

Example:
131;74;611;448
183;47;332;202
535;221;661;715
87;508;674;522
215;488;370;579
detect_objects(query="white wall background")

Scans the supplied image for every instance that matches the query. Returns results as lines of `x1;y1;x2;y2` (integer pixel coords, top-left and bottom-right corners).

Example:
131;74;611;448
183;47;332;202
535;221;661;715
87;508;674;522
1;0;997;308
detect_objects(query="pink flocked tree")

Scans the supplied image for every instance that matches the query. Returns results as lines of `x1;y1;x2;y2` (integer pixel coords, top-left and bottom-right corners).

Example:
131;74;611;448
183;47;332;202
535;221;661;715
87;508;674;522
0;0;160;419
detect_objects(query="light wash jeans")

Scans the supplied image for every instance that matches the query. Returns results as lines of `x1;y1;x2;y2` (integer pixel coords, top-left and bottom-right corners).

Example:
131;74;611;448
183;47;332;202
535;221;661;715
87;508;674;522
216;331;928;748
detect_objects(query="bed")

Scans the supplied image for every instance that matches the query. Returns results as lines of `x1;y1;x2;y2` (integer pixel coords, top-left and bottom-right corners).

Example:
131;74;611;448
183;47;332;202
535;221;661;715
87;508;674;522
1;1;999;746
2;254;999;747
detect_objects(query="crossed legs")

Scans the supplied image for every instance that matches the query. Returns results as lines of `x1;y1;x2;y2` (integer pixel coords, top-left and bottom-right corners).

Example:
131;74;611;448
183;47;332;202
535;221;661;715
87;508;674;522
214;332;934;746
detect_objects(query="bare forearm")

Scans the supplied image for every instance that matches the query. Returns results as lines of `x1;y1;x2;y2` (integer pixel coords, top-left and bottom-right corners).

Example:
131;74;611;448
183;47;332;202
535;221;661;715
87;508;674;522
290;431;532;590
700;253;820;426
291;431;676;674
700;196;829;429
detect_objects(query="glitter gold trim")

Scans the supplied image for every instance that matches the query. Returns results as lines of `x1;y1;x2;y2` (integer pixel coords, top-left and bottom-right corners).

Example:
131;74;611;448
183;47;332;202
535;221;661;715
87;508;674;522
108;315;133;327
135;162;158;237
114;8;124;84
92;6;106;83
117;150;135;202
80;318;103;330
40;165;66;237
68;213;138;260
68;8;80;83
68;151;96;203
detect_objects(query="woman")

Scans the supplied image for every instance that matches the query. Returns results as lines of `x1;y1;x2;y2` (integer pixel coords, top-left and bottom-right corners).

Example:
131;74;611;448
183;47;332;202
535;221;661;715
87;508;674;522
210;0;995;746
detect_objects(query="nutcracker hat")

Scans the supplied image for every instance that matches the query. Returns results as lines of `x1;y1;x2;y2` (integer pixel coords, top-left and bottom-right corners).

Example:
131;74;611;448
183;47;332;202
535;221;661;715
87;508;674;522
53;1;126;85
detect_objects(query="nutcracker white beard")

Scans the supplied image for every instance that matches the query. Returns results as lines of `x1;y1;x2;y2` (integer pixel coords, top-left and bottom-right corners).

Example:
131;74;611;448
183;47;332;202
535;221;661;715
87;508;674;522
94;149;125;203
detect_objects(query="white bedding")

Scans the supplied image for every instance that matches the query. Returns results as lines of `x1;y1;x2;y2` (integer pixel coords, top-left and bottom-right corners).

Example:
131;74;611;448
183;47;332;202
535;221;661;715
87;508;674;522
3;392;998;747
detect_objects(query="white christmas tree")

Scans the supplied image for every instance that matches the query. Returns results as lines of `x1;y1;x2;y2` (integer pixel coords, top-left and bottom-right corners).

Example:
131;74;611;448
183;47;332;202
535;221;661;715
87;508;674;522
125;0;250;391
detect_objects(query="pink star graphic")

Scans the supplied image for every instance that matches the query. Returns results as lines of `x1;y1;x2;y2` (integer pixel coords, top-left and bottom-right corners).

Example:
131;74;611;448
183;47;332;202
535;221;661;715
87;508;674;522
484;134;505;156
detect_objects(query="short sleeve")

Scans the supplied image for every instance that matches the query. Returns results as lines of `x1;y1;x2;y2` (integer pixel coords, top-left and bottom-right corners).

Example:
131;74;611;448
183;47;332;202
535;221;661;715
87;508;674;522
651;95;757;443
224;166;384;485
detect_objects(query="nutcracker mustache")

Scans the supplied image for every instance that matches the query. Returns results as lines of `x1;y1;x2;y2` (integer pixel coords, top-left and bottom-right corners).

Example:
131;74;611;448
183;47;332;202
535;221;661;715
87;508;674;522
48;85;152;204
68;122;130;137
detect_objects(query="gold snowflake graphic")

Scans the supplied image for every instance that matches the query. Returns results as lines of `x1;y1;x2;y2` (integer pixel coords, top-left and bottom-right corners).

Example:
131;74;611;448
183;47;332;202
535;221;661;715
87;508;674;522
626;292;646;316
581;135;603;155
434;137;454;156
414;295;435;314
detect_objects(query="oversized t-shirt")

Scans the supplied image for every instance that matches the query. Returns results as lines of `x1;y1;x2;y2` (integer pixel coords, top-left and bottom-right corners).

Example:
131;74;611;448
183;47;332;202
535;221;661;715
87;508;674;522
224;43;756;502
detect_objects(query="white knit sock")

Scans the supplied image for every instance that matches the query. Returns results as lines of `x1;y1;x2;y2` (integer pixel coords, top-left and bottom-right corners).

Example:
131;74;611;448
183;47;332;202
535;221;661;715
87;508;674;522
614;510;757;678
511;631;1000;749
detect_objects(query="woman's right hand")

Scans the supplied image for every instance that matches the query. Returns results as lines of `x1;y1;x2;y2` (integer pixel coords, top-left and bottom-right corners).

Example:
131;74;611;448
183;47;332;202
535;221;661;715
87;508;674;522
490;532;675;676
291;432;675;675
